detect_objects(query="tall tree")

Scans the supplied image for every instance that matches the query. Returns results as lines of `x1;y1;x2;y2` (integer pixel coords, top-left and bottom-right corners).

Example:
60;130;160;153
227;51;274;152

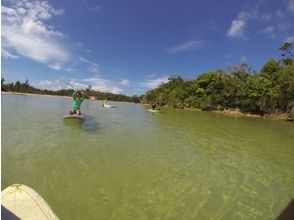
279;42;294;58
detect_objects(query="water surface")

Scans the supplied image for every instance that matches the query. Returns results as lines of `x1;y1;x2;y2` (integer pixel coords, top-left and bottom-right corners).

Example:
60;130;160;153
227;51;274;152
2;93;294;219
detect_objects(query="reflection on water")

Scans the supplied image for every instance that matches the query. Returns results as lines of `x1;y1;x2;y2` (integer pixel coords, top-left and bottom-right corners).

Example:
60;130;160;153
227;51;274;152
82;115;102;131
63;117;84;128
63;119;83;128
2;93;294;220
63;114;102;131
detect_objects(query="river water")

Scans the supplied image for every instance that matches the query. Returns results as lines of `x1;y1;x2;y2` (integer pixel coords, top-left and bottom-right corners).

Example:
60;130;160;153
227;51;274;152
2;93;294;219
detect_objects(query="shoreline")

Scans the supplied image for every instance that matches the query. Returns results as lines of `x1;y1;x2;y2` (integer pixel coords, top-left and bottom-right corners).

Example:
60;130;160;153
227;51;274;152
214;109;289;121
190;107;292;121
191;108;292;121
3;92;292;121
1;91;72;99
1;91;139;104
144;104;293;122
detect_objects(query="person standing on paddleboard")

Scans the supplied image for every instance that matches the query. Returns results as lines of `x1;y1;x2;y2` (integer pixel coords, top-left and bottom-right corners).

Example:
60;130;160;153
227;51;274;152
70;90;85;115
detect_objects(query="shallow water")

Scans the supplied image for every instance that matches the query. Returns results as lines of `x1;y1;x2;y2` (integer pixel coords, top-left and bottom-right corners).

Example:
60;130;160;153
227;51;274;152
2;93;294;219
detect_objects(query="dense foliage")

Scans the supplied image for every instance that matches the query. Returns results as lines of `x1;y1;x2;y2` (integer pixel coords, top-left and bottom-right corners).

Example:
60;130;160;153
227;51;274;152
143;59;294;119
1;78;141;103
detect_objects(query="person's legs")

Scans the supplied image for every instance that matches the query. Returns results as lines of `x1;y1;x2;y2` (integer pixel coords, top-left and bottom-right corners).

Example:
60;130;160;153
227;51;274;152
77;109;81;115
69;109;77;114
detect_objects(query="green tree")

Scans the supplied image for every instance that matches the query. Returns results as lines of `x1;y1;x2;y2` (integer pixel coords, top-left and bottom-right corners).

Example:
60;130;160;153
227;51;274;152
246;76;273;113
261;59;280;77
280;42;294;58
15;81;21;92
1;77;5;91
273;63;294;111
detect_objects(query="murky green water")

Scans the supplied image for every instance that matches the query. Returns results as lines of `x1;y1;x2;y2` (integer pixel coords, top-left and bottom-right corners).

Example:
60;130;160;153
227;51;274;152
2;93;294;219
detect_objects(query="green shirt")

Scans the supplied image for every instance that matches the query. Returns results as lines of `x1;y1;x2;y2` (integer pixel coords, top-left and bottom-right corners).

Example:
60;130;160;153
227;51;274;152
72;91;85;110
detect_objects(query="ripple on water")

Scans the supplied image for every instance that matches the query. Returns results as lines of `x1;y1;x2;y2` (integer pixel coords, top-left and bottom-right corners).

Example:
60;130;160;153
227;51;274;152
2;95;294;219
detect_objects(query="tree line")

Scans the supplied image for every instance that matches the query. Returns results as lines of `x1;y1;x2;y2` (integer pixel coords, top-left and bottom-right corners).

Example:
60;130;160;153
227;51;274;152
2;43;293;119
142;43;294;120
1;78;141;103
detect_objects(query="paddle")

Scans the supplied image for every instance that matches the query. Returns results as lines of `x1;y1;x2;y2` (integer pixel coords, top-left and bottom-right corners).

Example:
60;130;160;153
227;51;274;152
66;83;96;101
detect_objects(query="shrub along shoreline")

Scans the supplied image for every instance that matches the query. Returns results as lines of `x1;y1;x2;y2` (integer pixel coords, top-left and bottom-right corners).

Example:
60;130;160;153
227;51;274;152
145;104;293;121
142;58;294;122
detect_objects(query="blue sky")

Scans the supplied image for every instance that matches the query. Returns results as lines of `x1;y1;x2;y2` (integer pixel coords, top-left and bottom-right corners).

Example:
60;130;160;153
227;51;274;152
2;0;294;95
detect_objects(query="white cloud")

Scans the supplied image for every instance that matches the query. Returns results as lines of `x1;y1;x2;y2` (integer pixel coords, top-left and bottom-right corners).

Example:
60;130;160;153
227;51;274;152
140;76;169;89
67;81;88;90
79;56;99;67
79;56;101;74
49;63;62;70
36;79;62;91
260;20;292;41
239;10;258;20
285;36;294;43
119;79;130;86
240;56;247;63
287;0;294;12
2;0;70;68
64;67;75;73
263;26;274;33
225;52;249;65
227;8;258;39
109;87;123;94
88;66;100;74
166;40;207;54
262;26;276;38
2;49;19;59
227;19;246;38
81;77;124;94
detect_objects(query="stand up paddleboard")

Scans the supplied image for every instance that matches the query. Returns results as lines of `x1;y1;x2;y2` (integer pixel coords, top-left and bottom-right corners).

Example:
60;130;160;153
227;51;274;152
103;104;115;108
148;109;161;113
63;114;85;121
1;184;59;220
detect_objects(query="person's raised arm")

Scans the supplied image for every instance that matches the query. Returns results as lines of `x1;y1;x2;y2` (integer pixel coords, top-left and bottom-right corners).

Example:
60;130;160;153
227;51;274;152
81;92;85;101
72;90;78;101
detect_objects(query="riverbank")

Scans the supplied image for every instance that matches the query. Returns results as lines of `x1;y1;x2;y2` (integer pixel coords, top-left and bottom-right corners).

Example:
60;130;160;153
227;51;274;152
198;108;292;121
1;91;139;104
214;108;293;121
144;104;293;122
3;92;293;121
2;91;72;99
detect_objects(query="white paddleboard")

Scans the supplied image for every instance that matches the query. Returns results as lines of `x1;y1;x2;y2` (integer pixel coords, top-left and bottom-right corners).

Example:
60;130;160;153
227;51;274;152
103;104;114;108
1;184;58;220
148;109;161;113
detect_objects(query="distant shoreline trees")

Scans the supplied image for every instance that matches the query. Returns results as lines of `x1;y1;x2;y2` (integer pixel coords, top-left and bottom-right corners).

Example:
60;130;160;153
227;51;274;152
2;43;294;120
1;78;141;103
142;43;294;120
